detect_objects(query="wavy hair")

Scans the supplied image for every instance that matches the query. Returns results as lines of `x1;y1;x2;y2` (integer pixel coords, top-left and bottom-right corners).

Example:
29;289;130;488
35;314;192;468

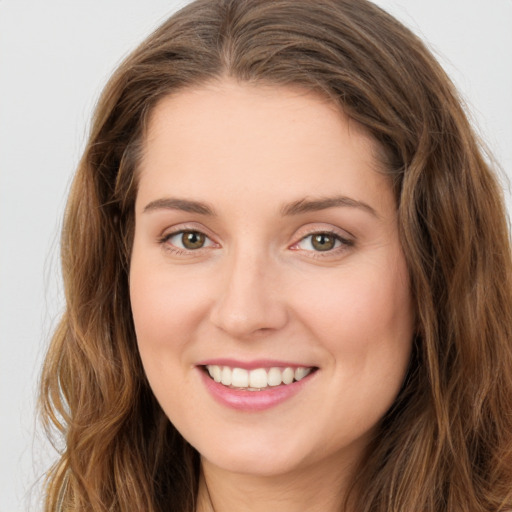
40;0;512;510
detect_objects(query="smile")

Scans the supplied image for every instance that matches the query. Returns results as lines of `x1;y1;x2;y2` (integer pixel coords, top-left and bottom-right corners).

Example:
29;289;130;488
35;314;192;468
204;365;314;390
199;363;318;411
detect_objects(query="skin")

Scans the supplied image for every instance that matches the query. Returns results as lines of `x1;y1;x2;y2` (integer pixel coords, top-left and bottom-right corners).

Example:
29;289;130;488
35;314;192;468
130;79;414;512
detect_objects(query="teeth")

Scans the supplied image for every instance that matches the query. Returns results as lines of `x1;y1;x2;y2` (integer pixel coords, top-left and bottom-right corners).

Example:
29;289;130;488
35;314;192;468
249;368;268;388
294;367;309;381
221;366;232;386
267;367;282;386
212;365;222;382
232;368;249;387
282;367;294;385
206;365;313;389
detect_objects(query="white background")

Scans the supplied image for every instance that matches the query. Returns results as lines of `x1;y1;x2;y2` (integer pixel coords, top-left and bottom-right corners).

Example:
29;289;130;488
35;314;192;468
1;1;511;511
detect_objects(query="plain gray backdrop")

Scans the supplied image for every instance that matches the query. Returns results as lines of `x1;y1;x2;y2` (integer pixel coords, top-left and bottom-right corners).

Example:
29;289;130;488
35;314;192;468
1;1;511;511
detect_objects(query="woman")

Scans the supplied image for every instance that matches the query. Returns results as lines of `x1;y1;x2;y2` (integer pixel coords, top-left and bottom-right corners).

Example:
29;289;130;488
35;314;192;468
39;0;512;510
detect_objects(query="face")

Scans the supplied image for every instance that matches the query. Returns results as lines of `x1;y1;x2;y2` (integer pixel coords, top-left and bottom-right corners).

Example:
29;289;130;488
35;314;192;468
130;80;414;481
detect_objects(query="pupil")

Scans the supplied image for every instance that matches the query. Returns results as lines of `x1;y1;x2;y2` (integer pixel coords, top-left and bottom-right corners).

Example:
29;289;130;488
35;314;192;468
182;231;205;249
312;234;335;251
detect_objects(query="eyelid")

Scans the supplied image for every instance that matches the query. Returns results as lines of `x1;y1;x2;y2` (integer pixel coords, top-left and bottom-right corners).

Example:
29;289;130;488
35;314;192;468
159;222;215;239
289;224;355;254
158;223;220;252
165;231;215;248
156;222;353;256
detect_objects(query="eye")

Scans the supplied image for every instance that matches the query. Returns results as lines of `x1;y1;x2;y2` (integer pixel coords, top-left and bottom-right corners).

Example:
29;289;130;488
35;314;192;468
295;232;350;252
163;230;215;250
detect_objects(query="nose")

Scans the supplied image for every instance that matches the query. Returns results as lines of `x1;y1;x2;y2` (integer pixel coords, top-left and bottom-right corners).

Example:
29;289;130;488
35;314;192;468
209;250;289;339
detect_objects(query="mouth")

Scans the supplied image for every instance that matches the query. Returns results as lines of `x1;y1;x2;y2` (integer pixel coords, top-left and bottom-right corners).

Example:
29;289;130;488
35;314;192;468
201;364;317;391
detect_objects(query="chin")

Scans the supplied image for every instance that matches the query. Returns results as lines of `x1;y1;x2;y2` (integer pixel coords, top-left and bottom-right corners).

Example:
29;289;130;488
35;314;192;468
201;446;306;478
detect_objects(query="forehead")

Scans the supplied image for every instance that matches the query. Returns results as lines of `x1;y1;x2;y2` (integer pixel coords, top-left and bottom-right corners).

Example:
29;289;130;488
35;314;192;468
144;80;378;160
137;79;392;215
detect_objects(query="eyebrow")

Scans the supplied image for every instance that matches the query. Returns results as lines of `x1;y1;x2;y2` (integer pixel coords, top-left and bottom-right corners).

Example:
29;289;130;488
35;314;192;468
281;196;379;218
143;198;216;215
142;195;379;218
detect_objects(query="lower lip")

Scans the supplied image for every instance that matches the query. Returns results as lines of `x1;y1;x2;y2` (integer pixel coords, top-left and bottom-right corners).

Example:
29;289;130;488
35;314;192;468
199;369;314;412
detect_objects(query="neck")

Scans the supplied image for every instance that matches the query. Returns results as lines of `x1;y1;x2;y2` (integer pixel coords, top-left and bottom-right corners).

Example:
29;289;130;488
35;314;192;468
195;454;358;512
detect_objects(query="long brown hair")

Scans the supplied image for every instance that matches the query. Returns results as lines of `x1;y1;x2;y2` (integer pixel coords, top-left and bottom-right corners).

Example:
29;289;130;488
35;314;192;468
40;0;512;510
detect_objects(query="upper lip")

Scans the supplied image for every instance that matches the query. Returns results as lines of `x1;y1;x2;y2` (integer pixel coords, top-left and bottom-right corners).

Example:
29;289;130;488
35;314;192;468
196;358;317;370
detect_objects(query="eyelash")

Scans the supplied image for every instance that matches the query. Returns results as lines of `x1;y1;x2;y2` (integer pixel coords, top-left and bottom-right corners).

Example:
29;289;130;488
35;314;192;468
158;228;354;257
158;228;217;255
292;230;354;258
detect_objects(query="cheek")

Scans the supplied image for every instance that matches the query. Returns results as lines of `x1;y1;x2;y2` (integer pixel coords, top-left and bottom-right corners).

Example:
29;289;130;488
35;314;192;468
297;255;413;375
130;259;209;345
129;257;213;411
129;259;209;416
